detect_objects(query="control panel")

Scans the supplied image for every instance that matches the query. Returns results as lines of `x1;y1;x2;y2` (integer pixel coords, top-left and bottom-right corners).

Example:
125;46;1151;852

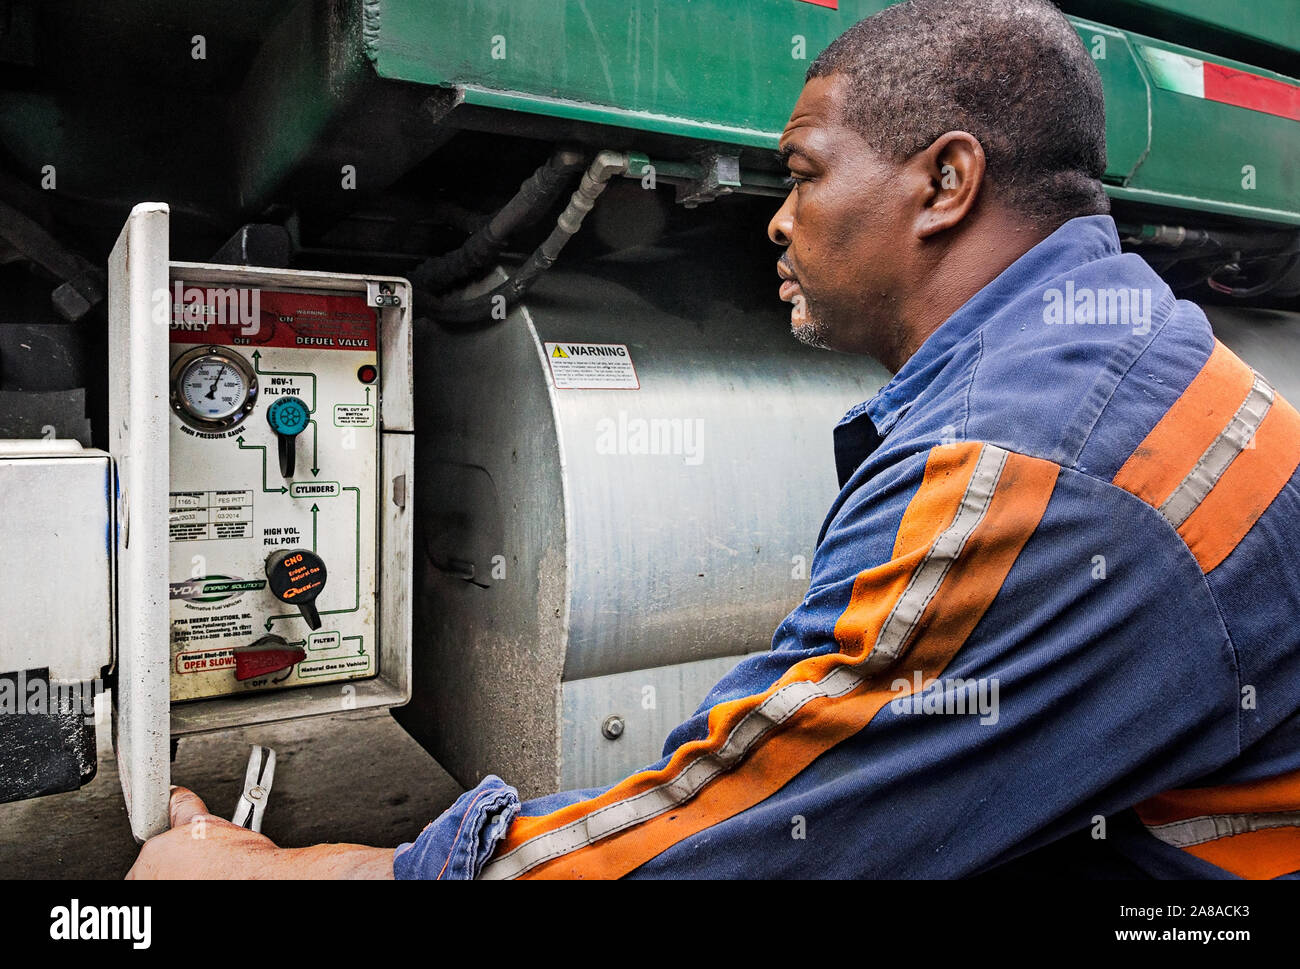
167;288;380;701
108;203;412;840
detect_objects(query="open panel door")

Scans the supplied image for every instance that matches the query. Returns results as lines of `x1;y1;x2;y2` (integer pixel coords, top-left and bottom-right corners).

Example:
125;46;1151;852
108;202;172;840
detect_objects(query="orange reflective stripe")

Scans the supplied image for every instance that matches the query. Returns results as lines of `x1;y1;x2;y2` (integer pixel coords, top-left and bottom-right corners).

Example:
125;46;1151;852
1136;767;1300;824
1112;339;1300;572
1188;828;1300;880
1112;341;1254;508
890;445;980;558
496;445;1057;879
1178;392;1300;572
840;444;983;656
1136;768;1300;879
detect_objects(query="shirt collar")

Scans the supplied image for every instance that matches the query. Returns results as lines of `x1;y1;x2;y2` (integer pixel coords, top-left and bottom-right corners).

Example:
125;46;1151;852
832;214;1121;486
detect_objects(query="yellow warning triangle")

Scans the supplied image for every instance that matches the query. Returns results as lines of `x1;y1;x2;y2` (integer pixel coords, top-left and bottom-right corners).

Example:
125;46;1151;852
552;345;568;358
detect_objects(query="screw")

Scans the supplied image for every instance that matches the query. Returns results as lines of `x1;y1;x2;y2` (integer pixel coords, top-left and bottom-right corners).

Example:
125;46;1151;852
601;715;625;740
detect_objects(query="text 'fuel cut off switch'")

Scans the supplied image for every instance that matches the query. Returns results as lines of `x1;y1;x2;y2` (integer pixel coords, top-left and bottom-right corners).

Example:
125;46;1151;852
266;548;327;630
266;396;311;478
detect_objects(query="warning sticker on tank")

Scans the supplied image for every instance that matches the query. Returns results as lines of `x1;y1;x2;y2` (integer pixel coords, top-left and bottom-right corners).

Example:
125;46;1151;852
544;342;639;389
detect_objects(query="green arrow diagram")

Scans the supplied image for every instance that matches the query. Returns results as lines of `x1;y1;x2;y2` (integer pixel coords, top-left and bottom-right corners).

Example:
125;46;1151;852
307;419;319;476
265;485;363;630
342;635;366;657
318;486;362;620
253;350;318;413
310;503;319;551
236;436;287;493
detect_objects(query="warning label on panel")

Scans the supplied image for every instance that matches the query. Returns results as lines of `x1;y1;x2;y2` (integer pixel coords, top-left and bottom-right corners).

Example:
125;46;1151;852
544;343;639;390
175;648;237;675
333;404;374;426
168;287;376;351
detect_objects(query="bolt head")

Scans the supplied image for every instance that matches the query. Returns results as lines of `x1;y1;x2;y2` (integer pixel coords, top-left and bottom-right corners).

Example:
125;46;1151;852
601;716;625;740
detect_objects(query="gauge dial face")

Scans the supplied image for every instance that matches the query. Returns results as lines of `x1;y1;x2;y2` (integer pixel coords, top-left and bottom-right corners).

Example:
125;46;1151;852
170;347;258;430
180;358;249;420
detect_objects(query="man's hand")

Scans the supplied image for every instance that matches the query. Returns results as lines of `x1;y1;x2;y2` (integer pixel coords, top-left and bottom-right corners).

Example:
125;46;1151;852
126;787;395;879
126;787;284;879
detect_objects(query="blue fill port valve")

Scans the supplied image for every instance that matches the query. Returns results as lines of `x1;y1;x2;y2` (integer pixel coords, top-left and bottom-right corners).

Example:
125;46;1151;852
266;395;311;479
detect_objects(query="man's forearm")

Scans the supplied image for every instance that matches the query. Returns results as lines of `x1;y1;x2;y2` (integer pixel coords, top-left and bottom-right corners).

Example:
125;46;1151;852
280;844;395;879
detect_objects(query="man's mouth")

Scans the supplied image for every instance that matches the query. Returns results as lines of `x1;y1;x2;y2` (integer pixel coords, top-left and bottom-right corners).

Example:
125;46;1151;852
777;259;801;302
777;258;809;326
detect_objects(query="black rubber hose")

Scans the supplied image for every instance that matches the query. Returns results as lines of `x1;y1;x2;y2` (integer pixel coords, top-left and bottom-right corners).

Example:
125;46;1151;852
1208;250;1300;299
409;149;587;294
421;150;630;329
421;225;566;330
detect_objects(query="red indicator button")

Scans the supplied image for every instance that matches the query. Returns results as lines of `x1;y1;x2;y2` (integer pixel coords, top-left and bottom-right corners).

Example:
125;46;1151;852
357;364;378;384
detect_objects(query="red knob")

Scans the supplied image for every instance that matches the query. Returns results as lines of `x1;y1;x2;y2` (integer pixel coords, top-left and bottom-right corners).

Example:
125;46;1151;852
233;635;306;682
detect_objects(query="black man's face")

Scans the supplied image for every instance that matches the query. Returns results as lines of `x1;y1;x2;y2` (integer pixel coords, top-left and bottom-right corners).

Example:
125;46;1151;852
768;74;911;361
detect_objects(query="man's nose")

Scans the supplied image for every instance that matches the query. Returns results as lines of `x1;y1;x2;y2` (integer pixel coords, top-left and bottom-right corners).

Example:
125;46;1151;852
768;192;795;247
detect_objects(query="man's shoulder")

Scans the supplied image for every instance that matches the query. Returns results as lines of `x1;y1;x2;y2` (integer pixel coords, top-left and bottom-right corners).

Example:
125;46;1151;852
839;286;1300;745
860;277;1215;502
818;440;1238;712
955;254;1214;480
835;229;1300;631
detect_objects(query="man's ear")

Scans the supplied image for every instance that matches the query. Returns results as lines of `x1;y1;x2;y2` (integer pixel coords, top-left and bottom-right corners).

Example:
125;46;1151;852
911;131;985;239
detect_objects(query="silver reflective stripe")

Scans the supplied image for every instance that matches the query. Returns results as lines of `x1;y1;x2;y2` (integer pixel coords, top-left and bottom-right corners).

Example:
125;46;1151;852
1145;810;1300;849
865;445;1007;673
479;444;1010;880
478;662;863;880
1158;374;1274;528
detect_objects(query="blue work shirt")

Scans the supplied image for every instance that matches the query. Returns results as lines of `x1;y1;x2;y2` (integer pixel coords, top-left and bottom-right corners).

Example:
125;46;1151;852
395;215;1300;879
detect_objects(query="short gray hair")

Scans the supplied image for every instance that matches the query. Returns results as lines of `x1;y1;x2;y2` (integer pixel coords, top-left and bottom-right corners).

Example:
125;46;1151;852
807;0;1110;229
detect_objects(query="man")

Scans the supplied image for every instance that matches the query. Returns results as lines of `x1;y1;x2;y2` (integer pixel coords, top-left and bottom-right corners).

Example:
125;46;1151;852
130;0;1300;879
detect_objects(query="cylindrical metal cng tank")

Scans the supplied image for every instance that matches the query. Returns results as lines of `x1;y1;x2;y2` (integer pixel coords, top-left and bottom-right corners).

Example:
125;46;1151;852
398;248;890;796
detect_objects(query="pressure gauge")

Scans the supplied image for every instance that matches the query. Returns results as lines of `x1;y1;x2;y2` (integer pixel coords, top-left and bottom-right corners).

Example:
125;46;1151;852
169;346;259;431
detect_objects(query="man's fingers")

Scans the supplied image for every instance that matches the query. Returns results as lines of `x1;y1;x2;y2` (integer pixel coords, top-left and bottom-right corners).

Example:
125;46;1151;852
169;786;210;828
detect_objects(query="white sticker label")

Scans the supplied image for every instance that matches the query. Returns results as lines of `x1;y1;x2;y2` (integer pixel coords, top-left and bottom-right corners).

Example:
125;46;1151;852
334;404;375;426
544;342;639;390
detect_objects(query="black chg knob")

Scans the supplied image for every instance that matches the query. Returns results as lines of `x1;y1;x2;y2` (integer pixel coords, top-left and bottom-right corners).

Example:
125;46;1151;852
265;548;327;630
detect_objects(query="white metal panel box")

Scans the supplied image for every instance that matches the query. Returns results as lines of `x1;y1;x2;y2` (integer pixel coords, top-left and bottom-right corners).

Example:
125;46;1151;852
0;441;113;684
108;202;413;839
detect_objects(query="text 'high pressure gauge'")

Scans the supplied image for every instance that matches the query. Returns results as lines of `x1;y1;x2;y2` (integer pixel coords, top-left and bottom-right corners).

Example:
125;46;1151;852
170;346;259;431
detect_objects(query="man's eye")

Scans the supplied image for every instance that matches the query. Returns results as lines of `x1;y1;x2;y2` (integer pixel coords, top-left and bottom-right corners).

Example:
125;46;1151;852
783;174;810;189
